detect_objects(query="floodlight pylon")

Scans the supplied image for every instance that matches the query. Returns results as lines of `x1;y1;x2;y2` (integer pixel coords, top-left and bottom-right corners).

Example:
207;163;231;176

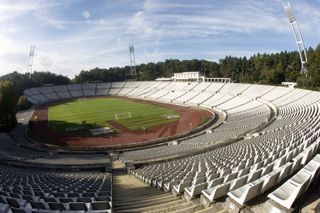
129;43;136;76
27;45;36;73
284;1;308;76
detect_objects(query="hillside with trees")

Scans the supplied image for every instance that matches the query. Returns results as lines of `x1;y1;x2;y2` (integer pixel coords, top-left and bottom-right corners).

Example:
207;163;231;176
1;44;320;97
74;44;320;90
0;71;70;96
0;81;18;131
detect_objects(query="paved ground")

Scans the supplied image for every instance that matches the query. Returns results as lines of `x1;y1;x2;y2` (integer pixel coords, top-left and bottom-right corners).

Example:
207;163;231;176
16;109;34;125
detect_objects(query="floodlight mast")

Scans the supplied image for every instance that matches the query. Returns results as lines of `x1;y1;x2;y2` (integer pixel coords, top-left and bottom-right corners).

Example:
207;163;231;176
129;43;137;76
284;1;308;76
27;45;36;73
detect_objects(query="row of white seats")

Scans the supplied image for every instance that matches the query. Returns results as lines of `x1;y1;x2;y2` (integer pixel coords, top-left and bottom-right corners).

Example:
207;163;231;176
25;82;293;107
130;90;320;210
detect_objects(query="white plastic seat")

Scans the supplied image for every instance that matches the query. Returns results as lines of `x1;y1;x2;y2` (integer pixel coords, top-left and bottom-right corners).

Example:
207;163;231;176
261;170;280;193
227;180;264;205
313;154;320;162
207;177;224;188
278;162;293;182
229;175;248;191
267;173;311;209
291;156;303;175
224;172;238;182
172;180;192;195
184;182;207;200
233;163;245;172
251;161;263;171
0;203;9;213
220;168;232;177
274;156;286;168
247;169;262;182
238;168;250;177
164;179;180;192
290;170;311;185
207;173;220;182
201;182;231;202
286;151;294;162
301;147;314;165
261;163;274;176
192;177;206;185
301;156;320;189
245;159;254;168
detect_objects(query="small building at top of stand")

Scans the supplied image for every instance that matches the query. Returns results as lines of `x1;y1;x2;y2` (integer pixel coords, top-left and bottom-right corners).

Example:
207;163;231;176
281;82;297;88
155;71;231;83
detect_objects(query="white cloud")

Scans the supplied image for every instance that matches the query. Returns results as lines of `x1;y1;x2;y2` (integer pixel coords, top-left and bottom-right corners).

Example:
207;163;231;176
82;10;90;19
0;0;41;21
127;11;155;36
0;0;319;78
131;0;290;39
32;11;66;30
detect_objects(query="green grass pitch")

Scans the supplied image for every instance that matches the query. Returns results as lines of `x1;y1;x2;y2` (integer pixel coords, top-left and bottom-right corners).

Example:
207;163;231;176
48;97;181;135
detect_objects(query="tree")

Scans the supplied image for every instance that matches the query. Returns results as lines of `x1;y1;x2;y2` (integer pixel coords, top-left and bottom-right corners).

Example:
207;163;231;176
17;95;31;111
0;81;18;132
65;44;320;88
0;71;71;95
1;43;320;93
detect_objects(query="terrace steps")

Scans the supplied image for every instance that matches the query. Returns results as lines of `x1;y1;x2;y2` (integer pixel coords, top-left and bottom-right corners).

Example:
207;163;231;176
112;160;220;213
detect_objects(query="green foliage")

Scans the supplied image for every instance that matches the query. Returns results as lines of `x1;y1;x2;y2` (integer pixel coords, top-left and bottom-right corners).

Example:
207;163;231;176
1;44;320;94
17;95;31;111
262;69;285;85
31;71;71;86
0;71;70;95
0;80;18;132
72;44;320;90
74;67;130;83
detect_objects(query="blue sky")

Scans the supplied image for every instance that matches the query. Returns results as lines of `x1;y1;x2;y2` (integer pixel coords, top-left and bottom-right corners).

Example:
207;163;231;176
0;0;319;77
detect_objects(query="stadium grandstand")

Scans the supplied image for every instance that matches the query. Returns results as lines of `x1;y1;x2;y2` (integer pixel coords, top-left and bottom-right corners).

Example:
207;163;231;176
0;79;318;213
0;0;319;212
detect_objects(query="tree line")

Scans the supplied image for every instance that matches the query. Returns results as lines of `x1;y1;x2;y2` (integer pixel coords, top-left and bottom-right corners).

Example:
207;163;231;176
0;81;18;131
0;71;70;96
0;44;319;131
0;72;70;131
1;44;319;96
74;44;320;90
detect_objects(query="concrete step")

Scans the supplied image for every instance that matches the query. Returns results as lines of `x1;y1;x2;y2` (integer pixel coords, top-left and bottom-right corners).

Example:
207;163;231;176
112;160;191;213
114;195;176;208
194;206;228;213
113;189;166;197
114;189;168;195
113;192;170;201
116;199;186;212
169;205;199;213
158;202;200;213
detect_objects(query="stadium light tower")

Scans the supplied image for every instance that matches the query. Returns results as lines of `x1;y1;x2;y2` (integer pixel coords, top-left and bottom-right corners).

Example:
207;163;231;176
27;45;36;73
283;1;308;76
129;43;137;76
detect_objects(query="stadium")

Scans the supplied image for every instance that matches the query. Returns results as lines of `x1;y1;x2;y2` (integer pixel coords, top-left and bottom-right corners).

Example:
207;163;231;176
0;1;319;213
1;78;318;213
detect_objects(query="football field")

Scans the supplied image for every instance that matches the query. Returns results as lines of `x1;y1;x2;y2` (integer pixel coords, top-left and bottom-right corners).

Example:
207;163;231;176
48;97;180;134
